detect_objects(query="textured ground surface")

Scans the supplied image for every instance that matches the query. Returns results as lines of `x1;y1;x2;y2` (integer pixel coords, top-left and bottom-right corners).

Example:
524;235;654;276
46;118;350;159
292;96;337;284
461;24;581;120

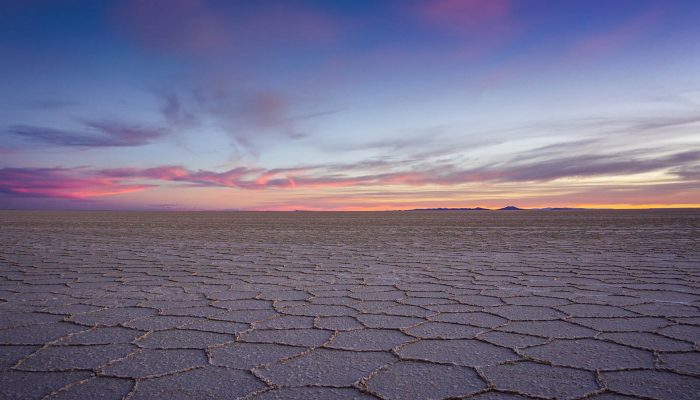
0;210;699;400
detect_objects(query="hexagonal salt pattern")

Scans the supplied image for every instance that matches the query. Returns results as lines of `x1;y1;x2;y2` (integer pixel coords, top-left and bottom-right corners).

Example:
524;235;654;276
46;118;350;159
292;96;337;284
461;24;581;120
1;210;699;399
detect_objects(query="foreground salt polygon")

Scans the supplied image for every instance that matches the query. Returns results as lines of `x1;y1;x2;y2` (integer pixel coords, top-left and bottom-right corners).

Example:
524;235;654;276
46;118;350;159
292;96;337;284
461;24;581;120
0;210;699;399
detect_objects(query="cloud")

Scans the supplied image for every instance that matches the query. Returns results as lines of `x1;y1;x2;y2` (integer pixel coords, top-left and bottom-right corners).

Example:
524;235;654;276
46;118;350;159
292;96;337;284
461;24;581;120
98;165;296;190
472;150;700;183
0;167;150;199
159;92;199;129
2;145;696;203
238;3;338;45
474;6;663;90
151;83;334;152
114;0;229;56
241;92;306;140
417;0;511;34
96;148;700;190
411;0;521;58
113;0;340;57
101;165;257;187
566;7;661;62
184;85;317;147
19;100;75;110
624;113;700;134
673;165;700;181
319;125;453;153
8;120;168;148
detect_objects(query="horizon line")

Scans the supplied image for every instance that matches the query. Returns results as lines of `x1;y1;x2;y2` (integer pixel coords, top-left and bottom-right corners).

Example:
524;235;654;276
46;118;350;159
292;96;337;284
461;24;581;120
2;206;700;212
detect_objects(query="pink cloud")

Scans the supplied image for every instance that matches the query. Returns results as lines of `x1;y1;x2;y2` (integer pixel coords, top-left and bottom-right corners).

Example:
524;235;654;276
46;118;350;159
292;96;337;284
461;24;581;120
410;0;522;59
2;147;697;202
419;0;511;33
0;167;150;199
238;4;338;44
100;165;267;189
475;6;663;92
184;85;315;149
566;8;662;62
114;0;340;56
244;92;305;139
115;0;229;55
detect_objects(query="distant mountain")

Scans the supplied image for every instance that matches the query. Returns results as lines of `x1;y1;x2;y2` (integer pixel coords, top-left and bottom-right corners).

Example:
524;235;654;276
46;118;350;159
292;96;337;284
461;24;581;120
497;206;523;210
408;207;490;211
538;207;587;211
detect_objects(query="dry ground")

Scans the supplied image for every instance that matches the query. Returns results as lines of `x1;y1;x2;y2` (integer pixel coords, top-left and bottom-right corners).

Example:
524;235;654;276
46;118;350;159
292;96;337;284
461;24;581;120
0;210;699;399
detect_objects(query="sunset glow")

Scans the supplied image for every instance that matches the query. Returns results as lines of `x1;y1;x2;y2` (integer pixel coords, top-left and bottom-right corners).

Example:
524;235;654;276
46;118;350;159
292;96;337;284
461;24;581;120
1;0;699;210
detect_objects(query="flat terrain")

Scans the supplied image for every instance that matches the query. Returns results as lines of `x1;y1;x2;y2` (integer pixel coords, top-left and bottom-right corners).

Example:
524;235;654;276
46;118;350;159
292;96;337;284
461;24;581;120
0;210;699;400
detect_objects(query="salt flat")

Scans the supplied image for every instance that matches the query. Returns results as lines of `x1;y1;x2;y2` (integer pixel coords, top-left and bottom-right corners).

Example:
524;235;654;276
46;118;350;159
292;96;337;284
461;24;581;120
0;210;699;399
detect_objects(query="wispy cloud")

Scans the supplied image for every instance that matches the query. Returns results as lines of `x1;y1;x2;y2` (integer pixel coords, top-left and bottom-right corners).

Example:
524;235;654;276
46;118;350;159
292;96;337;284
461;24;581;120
566;7;662;62
225;148;696;187
474;5;664;90
477;150;700;183
417;0;512;34
113;0;229;56
98;165;297;189
674;165;700;181
0;167;150;199
158;86;321;149
90;148;700;190
113;0;341;57
159;92;199;129
238;91;307;141
0;145;697;205
410;0;522;58
8;120;168;148
19;100;75;110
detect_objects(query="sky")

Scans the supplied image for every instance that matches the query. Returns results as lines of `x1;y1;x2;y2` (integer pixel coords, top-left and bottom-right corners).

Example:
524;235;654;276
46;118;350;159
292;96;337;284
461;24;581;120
1;0;699;211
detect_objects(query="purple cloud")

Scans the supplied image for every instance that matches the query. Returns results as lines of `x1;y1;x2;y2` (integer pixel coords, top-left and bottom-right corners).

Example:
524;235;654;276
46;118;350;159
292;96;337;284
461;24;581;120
114;0;229;56
173;85;315;148
9;121;168;148
20;100;75;110
159;92;199;129
417;0;512;34
99;148;700;189
113;0;340;57
566;7;661;63
1;147;696;203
